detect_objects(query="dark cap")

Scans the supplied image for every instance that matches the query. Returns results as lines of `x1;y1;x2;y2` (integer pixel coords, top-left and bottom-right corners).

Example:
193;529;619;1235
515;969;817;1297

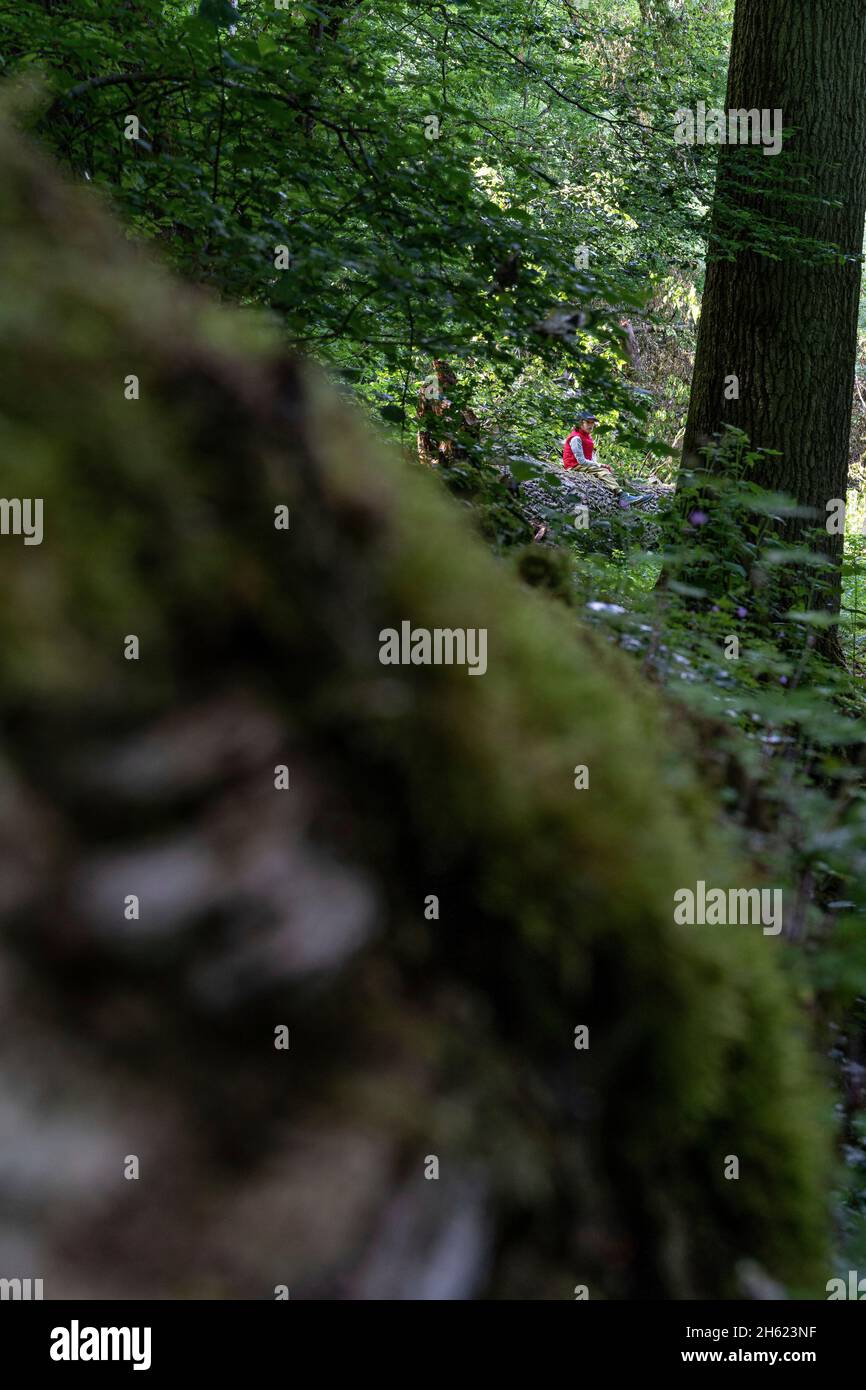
578;411;598;422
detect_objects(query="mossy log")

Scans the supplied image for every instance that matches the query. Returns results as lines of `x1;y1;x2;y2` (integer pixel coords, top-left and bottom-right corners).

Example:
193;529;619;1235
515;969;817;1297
0;114;829;1299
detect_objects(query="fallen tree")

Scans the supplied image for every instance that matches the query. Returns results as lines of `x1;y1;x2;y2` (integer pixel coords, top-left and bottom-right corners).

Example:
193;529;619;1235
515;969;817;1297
0;111;829;1299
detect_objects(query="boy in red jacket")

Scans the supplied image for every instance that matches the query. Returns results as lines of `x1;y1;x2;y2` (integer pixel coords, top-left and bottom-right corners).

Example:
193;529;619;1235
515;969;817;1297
562;413;621;493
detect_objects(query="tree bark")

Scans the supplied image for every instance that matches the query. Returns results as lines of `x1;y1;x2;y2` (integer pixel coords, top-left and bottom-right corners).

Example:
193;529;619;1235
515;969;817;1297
682;0;866;615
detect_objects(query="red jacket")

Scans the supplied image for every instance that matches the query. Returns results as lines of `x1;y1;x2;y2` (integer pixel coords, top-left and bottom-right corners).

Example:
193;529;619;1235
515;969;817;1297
563;428;594;469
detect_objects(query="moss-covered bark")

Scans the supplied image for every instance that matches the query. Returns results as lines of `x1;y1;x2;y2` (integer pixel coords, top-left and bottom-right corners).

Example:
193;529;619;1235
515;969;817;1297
0;112;830;1299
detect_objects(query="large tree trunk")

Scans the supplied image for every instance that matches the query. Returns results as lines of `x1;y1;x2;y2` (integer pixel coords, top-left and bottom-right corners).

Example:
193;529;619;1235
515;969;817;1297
682;0;866;617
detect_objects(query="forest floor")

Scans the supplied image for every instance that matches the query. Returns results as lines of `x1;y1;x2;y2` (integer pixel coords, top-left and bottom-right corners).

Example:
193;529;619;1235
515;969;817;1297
520;466;675;541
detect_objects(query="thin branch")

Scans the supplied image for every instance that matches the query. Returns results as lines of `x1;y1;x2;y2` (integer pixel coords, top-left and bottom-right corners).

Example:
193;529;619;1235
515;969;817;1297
220;79;374;141
446;11;654;140
48;72;187;111
212;37;227;203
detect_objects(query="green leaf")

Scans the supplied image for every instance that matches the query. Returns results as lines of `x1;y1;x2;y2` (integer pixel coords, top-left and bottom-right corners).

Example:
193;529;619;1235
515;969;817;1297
506;455;543;481
198;0;237;27
666;580;708;598
785;610;839;628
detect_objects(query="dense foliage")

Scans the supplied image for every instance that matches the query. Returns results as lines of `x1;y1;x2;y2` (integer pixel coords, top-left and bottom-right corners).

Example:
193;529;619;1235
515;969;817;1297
1;0;735;462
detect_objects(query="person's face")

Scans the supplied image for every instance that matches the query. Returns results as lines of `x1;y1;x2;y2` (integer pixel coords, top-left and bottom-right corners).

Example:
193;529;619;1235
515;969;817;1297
582;418;597;431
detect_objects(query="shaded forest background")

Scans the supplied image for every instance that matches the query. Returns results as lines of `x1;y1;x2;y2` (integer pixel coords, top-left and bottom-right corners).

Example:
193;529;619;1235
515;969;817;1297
4;0;866;1297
